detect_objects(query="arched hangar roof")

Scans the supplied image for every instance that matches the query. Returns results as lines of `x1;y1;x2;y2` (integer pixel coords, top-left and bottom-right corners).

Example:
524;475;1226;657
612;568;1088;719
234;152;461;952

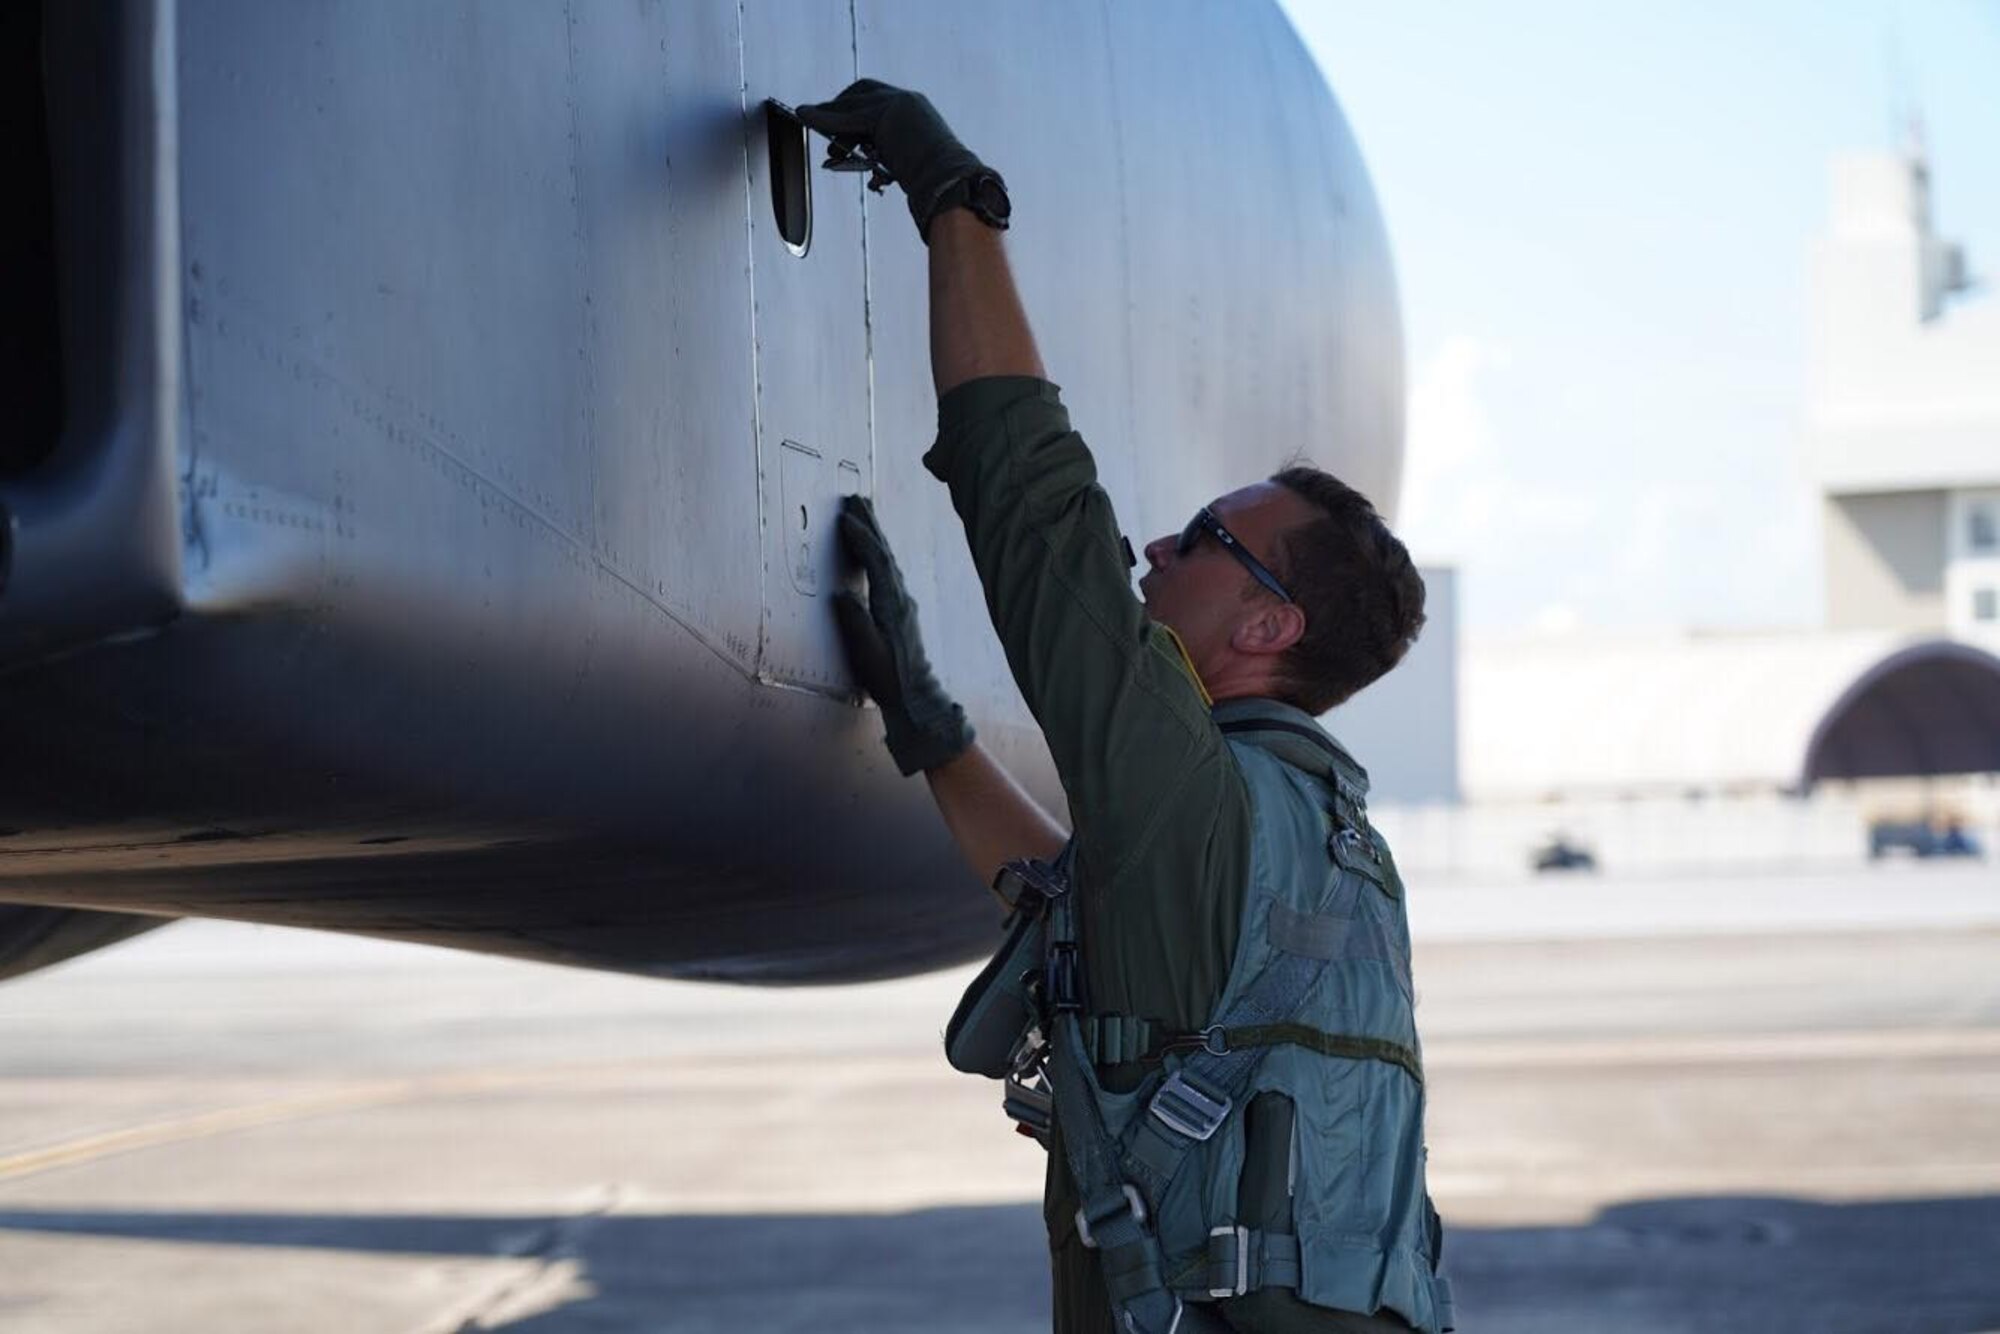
1463;630;2000;799
1805;639;2000;782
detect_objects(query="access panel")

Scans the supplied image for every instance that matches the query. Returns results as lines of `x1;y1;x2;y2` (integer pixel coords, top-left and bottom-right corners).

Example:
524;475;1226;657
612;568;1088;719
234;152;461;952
742;3;873;694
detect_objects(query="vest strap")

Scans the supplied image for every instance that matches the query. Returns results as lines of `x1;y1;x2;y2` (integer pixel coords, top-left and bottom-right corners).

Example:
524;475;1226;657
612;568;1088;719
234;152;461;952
1117;938;1345;1203
1051;1004;1189;1333
1101;1237;1168;1305
1215;1024;1424;1085
1207;1225;1301;1297
1217;717;1369;826
1037;846;1190;1329
1160;1228;1302;1299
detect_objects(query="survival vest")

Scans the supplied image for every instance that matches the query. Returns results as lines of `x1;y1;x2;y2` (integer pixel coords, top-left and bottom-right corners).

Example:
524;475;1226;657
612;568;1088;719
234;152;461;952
946;699;1455;1334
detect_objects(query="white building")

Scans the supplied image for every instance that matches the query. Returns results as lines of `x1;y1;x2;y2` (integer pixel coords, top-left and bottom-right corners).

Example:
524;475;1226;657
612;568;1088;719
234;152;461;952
1463;627;2000;801
1809;145;2000;648
1351;142;2000;851
1460;145;2000;805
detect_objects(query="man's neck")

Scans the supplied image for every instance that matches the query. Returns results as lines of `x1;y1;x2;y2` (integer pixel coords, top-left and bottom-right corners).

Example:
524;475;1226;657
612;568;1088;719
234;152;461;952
1203;672;1285;705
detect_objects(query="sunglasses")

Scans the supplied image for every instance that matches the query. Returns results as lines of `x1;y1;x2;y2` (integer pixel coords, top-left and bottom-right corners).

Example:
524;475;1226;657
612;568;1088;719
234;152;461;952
1177;506;1294;604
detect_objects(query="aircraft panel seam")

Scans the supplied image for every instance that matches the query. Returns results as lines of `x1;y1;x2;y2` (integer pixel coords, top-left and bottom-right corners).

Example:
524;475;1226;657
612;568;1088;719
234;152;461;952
737;0;771;679
562;0;605;557
850;0;875;511
1098;0;1140;505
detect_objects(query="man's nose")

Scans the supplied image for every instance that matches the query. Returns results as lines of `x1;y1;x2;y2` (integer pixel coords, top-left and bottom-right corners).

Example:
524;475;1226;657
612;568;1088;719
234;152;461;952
1143;534;1175;570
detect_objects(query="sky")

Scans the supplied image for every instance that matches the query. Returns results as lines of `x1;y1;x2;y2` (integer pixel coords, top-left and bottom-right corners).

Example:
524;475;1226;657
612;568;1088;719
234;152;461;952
1279;0;2000;636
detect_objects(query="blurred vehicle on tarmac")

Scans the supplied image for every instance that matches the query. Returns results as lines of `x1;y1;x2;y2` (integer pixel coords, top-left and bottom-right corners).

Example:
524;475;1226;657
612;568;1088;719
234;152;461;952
1532;834;1599;873
1869;814;1984;860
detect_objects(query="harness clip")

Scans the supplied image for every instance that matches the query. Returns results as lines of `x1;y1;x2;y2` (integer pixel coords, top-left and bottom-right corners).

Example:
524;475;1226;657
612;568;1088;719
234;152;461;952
1002;1072;1052;1141
1148;1070;1232;1142
1074;1183;1149;1250
993;857;1070;917
1008;1024;1048;1079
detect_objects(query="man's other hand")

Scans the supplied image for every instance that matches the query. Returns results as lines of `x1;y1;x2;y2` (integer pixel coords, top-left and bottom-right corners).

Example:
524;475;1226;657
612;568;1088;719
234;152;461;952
795;80;989;240
833;495;975;776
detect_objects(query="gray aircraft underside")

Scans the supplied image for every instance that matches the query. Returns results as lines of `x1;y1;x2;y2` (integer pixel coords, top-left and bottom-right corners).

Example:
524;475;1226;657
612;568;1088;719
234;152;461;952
0;0;1402;983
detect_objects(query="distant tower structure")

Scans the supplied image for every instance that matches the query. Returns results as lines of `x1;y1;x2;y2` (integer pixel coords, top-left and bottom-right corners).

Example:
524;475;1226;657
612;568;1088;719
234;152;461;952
1808;134;2000;642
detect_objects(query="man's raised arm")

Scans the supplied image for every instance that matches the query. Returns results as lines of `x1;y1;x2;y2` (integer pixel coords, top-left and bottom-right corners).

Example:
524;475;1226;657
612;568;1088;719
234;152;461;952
798;82;1064;890
927;210;1043;396
792;80;1041;396
798;79;1222;893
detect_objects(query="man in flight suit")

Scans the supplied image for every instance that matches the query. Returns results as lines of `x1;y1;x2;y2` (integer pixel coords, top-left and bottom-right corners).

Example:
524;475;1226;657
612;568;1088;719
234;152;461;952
796;83;1437;1334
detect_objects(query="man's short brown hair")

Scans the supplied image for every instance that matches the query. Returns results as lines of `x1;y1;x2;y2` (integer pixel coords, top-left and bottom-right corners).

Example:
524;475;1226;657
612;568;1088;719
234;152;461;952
1264;466;1427;714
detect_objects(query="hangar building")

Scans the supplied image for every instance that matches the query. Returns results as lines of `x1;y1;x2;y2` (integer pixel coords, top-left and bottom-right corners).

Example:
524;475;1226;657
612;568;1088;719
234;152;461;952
1460;144;2000;806
1363;145;2000;872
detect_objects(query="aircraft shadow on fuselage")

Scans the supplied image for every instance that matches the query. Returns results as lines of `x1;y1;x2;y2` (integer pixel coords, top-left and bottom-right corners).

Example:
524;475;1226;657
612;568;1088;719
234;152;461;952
0;1194;1997;1333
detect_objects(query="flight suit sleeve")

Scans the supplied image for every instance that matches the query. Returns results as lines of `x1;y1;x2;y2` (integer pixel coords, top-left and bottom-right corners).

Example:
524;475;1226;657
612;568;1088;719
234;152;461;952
923;376;1227;890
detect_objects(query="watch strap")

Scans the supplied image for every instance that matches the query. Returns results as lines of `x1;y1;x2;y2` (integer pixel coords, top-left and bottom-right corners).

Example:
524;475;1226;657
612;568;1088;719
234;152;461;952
925;169;1011;236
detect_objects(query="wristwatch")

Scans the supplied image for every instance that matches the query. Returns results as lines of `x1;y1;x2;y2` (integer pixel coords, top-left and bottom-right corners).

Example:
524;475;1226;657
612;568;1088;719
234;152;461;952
928;169;1012;233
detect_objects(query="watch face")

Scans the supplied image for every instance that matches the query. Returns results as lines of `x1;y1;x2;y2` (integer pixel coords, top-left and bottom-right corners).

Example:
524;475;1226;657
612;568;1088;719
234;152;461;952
974;175;1012;222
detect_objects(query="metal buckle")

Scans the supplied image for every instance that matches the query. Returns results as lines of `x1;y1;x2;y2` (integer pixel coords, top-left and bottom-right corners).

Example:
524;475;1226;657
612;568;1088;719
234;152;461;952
1160;1025;1230;1058
1073;1184;1148;1250
1148;1070;1232;1141
1007;1024;1047;1079
1329;825;1388;884
1002;1072;1052;1139
1208;1224;1250;1298
1002;1025;1052;1140
994;858;1069;916
1017;857;1071;900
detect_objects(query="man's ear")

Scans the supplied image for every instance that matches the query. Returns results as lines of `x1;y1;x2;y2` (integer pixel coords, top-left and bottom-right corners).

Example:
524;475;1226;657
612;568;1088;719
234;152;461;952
1231;603;1306;657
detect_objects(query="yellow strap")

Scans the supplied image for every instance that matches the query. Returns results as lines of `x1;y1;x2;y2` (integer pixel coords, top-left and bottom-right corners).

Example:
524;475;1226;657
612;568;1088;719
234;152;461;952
1159;625;1213;707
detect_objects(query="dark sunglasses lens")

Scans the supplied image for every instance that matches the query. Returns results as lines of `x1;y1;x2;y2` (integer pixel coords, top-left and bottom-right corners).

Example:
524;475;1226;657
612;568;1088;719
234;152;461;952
1178;512;1204;555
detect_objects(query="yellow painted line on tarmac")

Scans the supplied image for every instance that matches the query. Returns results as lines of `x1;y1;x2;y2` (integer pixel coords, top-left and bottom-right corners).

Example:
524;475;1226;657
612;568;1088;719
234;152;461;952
0;1054;940;1186
0;1069;560;1184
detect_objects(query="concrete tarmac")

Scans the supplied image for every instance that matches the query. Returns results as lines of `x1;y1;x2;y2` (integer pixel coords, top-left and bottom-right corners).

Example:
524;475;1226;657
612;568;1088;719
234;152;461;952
1;862;1997;1333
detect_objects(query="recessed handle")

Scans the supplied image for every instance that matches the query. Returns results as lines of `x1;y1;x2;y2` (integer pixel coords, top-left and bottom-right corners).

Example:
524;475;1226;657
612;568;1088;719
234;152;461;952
763;99;812;258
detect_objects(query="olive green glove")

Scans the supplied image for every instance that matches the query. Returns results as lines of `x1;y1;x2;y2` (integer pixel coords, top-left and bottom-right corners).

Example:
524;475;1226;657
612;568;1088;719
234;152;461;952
832;495;974;776
794;79;997;241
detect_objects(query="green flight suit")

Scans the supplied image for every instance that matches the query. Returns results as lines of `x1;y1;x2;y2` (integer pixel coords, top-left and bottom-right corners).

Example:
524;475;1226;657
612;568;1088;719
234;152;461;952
924;377;1415;1334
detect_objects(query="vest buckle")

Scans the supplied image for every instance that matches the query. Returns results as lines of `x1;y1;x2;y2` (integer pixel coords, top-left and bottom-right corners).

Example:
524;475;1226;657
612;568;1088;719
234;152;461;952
1001;1069;1052;1141
1073;1183;1149;1250
1148;1069;1232;1142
